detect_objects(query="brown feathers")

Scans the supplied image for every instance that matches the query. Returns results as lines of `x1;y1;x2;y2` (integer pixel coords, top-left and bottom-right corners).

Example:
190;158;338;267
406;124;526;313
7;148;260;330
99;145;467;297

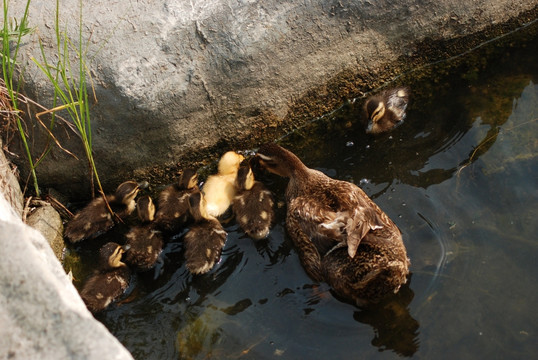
256;143;409;305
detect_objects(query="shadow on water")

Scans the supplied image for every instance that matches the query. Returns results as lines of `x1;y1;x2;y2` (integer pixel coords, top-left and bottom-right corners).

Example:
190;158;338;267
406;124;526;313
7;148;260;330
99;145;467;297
64;20;538;360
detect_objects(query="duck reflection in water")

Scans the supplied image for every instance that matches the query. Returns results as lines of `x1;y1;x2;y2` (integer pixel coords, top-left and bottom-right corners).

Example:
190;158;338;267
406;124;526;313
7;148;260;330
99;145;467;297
353;277;419;357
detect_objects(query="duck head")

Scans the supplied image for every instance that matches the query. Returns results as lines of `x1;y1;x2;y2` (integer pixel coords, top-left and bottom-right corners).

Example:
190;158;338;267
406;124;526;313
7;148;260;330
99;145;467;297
218;151;245;175
188;191;209;221
136;195;155;222
100;242;130;269
115;180;147;205
235;159;255;191
256;143;307;178
365;97;386;133
179;168;199;190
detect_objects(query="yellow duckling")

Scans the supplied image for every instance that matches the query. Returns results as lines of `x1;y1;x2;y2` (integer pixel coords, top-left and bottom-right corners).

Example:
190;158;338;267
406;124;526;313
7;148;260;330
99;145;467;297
256;143;409;306
64;181;143;243
184;191;227;275
79;242;131;313
202;151;244;218
154;169;199;233
232;159;275;239
124;195;163;270
364;87;409;134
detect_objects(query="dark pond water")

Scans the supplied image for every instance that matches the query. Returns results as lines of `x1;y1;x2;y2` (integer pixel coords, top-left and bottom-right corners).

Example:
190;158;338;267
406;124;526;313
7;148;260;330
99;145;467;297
66;20;538;359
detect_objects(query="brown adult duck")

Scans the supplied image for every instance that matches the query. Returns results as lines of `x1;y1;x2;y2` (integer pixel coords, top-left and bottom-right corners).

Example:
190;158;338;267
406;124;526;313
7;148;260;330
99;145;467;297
184;191;227;275
79;242;131;313
232;159;275;239
363;87;409;134
154;168;199;233
64;181;143;243
256;143;409;306
124;195;163;270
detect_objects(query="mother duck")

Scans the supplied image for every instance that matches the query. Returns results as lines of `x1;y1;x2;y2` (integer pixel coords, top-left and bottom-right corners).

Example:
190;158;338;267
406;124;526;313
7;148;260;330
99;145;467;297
256;143;409;306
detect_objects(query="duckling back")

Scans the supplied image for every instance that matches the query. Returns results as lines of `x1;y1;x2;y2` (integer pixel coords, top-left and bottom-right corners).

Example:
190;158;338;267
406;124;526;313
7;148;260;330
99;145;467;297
79;242;131;313
64;196;116;243
155;169;198;233
64;181;141;243
184;191;227;275
184;218;227;275
124;195;163;270
232;161;275;239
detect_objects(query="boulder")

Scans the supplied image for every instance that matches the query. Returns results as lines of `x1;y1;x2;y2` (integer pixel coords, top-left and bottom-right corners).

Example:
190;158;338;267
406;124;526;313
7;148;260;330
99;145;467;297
0;192;133;359
6;0;538;199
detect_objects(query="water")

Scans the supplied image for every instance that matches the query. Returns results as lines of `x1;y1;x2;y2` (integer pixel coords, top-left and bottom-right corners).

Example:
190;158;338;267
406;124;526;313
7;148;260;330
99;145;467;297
66;21;538;359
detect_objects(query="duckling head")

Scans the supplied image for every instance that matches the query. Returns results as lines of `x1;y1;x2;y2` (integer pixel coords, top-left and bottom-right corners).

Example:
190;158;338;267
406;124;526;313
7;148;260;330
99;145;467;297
365;98;386;133
179;168;199;190
256;143;305;178
218;151;245;175
235;159;255;191
136;195;155;222
188;191;209;221
115;181;143;205
100;242;130;269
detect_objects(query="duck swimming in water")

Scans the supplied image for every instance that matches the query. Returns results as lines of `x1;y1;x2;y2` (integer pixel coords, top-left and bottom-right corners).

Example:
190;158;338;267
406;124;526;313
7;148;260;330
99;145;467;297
363;87;409;134
256;143;409;306
154;169;199;233
79;242;131;313
232;159;275;239
124;195;163;270
64;181;143;243
184;191;227;275
202;151;244;218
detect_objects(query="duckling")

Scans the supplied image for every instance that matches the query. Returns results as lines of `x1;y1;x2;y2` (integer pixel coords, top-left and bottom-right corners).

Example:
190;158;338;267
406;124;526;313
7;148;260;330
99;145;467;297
256;143;409;306
184;191;227;275
124;195;163;270
232;159;275;239
79;242;131;313
363;87;409;134
154;169;199;233
64;181;143;243
202;151;244;217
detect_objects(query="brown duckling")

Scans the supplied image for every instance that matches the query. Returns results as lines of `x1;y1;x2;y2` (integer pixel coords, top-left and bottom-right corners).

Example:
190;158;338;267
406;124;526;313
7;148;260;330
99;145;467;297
232;159;275;239
184;191;227;275
256;143;409;306
124;195;163;270
154;169;199;233
80;242;131;313
202;151;244;217
64;181;143;243
363;87;409;134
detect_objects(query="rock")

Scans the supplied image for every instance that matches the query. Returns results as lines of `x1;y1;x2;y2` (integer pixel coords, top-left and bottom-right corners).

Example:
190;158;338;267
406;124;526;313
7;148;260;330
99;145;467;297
0;138;23;216
7;0;538;198
0;144;133;359
0;194;133;360
25;199;65;261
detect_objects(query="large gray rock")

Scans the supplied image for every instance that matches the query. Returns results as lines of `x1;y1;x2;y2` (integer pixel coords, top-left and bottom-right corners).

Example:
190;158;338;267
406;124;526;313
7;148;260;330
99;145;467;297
8;0;538;198
0;193;133;359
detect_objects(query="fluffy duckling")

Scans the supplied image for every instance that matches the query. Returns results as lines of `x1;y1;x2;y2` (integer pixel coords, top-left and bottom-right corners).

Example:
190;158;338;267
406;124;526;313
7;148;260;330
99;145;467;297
65;181;143;243
124;195;163;270
363;87;409;134
154;169;199;233
232;159;275;239
256;143;409;306
184;191;227;275
202;151;244;217
80;242;131;313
